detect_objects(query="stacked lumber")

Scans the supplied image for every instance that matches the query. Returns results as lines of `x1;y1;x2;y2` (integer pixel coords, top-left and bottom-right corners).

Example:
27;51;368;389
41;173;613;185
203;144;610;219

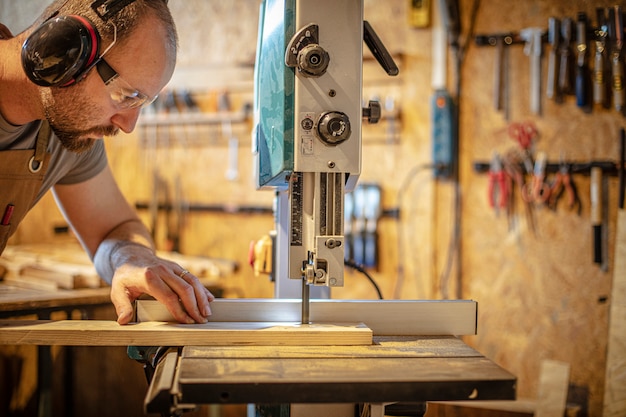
0;244;101;290
0;243;236;291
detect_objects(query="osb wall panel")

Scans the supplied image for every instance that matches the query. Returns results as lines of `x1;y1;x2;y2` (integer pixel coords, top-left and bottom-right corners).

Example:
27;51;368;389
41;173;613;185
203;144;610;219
461;0;624;415
3;0;625;416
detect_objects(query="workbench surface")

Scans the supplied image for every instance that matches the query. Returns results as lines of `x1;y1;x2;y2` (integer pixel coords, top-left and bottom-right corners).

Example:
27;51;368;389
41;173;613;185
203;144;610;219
0;284;111;318
161;336;516;406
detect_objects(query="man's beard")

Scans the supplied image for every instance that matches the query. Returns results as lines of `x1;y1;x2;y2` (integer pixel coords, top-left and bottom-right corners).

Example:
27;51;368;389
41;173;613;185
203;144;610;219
41;88;119;153
51;124;117;153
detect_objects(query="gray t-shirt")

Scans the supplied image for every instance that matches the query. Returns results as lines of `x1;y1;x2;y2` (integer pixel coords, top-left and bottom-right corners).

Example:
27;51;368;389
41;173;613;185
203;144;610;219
0;111;108;205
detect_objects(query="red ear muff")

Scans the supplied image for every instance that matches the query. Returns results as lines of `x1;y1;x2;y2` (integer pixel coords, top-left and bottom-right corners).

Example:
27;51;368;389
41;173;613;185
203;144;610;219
21;15;100;87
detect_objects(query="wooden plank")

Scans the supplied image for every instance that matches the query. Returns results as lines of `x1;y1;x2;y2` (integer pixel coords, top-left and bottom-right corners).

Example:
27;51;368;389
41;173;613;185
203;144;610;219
0;320;371;346
18;263;101;289
535;360;570;417
428;400;536;415
0;285;111;315
604;209;626;416
136;298;478;336
2;275;59;292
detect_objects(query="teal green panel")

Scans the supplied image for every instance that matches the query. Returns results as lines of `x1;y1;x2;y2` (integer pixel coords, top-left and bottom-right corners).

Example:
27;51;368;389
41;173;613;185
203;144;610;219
254;0;295;188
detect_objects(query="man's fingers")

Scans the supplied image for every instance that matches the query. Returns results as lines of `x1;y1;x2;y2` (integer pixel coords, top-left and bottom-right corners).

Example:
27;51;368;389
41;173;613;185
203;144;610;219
143;270;197;324
110;263;213;325
109;286;135;325
162;271;210;323
187;274;213;317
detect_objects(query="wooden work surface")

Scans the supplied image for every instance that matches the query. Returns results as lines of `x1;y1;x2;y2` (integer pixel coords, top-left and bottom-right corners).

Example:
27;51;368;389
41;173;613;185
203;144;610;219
0;320;372;346
0;283;111;317
160;336;517;406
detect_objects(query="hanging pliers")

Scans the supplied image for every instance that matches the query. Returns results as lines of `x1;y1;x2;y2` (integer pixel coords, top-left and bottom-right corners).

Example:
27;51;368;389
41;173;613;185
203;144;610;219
488;152;509;214
549;161;581;214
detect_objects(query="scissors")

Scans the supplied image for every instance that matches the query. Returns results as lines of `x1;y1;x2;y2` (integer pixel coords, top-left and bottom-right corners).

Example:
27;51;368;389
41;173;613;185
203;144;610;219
508;121;538;150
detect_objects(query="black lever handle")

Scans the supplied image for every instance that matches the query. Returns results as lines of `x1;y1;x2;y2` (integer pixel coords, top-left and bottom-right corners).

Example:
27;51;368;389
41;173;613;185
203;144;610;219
363;21;399;76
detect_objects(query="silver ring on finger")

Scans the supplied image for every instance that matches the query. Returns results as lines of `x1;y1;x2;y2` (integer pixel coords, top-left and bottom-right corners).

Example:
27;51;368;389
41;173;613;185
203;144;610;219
179;269;190;278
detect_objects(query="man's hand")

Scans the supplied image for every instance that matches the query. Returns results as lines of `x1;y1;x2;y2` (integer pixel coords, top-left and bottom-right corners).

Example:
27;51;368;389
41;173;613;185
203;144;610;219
108;244;215;325
94;238;215;325
53;169;215;325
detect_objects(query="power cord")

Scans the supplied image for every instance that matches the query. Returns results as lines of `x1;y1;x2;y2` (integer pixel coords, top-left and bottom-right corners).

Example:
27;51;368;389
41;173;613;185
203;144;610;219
344;259;384;299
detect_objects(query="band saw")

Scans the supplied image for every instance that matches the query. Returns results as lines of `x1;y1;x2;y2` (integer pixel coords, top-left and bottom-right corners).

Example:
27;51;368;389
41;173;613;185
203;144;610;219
0;1;517;416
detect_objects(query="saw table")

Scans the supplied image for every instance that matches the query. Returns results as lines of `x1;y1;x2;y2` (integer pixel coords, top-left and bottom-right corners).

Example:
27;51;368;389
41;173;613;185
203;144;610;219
133;299;516;416
145;336;515;416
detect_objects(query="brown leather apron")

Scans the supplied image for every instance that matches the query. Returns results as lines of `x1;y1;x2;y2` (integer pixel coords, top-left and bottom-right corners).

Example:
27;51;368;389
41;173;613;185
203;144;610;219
0;122;51;254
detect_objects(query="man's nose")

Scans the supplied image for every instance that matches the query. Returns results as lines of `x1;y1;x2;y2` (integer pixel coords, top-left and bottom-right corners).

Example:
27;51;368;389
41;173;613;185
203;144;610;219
110;108;141;134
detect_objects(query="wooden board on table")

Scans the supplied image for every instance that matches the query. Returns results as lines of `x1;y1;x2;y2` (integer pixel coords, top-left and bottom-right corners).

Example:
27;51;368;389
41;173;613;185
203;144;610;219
136;298;478;336
0;320;372;346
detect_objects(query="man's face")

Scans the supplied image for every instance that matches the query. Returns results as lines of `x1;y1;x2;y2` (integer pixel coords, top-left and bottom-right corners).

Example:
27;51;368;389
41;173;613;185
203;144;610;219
41;80;119;153
41;14;176;153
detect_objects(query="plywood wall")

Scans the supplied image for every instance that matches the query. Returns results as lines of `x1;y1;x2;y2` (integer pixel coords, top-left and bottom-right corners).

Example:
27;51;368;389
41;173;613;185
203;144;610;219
3;0;625;415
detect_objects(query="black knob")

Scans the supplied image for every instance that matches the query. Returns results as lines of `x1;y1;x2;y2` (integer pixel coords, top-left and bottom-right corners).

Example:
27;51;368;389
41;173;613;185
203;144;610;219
362;100;381;124
297;44;330;77
317;111;351;145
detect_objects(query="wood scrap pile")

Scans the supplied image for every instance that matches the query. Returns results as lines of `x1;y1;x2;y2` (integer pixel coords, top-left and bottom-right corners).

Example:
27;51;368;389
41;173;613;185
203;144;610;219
0;244;237;291
0;244;101;290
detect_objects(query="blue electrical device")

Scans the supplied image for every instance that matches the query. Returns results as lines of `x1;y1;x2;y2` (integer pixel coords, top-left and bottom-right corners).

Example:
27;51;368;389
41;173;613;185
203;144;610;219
431;88;456;179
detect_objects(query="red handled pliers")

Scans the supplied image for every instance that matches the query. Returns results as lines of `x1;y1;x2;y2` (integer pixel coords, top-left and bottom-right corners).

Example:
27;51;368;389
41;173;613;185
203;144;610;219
548;161;581;214
488;153;509;213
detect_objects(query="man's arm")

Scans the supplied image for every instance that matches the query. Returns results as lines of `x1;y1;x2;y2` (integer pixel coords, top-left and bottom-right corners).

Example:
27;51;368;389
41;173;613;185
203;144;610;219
52;165;213;324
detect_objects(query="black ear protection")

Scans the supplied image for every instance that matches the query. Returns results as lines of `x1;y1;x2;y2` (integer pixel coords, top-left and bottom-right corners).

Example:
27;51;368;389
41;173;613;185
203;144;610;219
21;14;101;87
20;0;141;88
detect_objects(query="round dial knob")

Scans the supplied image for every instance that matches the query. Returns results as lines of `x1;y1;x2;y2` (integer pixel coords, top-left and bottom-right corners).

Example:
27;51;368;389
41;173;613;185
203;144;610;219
317;112;351;145
297;44;330;77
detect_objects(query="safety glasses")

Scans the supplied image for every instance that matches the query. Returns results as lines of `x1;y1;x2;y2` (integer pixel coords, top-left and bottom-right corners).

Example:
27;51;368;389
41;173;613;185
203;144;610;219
89;22;157;109
96;58;158;109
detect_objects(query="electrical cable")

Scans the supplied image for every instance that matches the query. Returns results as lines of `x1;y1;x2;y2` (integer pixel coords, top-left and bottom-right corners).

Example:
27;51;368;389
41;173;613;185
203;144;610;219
344;258;384;300
438;0;481;300
393;163;437;299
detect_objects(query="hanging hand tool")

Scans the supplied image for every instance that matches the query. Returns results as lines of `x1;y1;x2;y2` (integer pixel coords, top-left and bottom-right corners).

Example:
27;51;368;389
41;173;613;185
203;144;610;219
575;12;590;111
601;169;609;271
363;184;382;268
492;36;509;113
546;17;561;100
520;27;545;114
594;8;609;108
548;159;581;214
475;33;519;117
609;6;624;112
352;185;366;266
617;128;626;209
523;151;551;205
591;166;603;265
558;18;574;100
507;121;538;151
488;152;509;216
502;150;536;234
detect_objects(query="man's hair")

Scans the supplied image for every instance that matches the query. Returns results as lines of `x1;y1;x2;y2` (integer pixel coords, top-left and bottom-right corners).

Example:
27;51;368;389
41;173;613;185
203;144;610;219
35;0;177;54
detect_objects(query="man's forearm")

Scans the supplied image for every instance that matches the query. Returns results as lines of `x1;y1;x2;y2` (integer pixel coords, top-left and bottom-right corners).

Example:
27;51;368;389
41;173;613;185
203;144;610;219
93;219;155;284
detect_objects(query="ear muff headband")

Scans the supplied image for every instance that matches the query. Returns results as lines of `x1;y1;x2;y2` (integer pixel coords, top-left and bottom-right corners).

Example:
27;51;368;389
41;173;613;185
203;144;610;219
21;15;100;87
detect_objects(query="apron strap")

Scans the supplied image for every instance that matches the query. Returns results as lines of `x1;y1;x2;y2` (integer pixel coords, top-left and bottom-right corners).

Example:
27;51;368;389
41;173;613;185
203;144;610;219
29;121;50;173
